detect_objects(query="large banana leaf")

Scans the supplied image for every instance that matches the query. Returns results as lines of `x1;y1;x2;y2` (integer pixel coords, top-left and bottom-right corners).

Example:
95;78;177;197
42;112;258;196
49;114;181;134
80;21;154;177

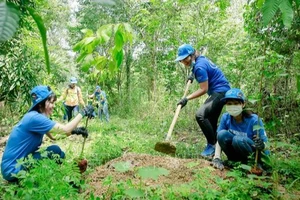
27;7;50;74
262;0;281;26
0;2;20;42
279;0;293;28
262;0;294;28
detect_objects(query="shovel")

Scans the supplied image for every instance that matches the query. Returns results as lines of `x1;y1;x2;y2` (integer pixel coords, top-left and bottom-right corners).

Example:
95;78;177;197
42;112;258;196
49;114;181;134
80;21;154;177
154;80;192;155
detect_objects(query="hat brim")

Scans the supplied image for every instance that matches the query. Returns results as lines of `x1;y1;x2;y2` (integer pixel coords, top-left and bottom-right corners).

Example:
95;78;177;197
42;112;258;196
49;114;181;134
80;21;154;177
28;103;40;112
70;81;77;84
28;91;53;112
220;97;227;102
221;97;244;103
175;54;189;62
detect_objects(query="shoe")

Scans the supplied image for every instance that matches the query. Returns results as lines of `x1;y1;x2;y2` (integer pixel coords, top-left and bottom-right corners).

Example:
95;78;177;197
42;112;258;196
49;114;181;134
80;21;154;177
200;144;215;157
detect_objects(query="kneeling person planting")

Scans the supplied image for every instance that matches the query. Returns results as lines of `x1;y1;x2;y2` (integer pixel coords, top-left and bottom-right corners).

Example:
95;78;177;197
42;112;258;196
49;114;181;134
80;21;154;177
1;85;94;182
211;88;269;171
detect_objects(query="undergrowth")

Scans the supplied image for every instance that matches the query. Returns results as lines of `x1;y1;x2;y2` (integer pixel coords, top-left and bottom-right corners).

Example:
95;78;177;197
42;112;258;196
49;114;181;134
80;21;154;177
1;114;300;199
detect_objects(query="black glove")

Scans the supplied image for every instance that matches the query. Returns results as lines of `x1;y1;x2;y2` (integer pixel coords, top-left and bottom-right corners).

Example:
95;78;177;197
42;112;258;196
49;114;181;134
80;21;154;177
71;127;88;138
177;97;188;108
211;158;224;170
187;74;194;83
80;105;94;118
253;137;265;151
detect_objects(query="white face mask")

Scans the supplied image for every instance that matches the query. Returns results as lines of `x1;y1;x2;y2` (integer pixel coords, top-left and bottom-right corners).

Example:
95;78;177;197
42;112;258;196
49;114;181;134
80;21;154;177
191;60;195;67
226;105;243;117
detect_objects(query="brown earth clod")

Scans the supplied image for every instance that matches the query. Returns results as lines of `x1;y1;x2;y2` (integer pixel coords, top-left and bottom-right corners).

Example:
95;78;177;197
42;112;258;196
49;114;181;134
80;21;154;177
77;159;88;174
250;166;263;176
154;141;176;155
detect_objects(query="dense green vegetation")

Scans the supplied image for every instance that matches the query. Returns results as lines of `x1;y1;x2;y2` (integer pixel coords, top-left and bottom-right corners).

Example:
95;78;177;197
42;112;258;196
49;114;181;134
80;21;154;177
0;0;300;199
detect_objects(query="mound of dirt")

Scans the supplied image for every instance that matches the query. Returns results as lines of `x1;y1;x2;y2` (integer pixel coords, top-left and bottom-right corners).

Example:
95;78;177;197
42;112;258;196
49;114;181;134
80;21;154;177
85;153;227;197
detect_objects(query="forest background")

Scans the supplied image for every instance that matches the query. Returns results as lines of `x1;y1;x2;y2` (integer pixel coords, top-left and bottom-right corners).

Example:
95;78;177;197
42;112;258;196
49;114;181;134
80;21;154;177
0;0;300;199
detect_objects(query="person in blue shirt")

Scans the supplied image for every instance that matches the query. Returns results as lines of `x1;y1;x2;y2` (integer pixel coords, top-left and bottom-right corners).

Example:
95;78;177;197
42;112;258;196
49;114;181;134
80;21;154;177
211;88;269;170
1;85;94;182
176;44;231;157
89;86;109;122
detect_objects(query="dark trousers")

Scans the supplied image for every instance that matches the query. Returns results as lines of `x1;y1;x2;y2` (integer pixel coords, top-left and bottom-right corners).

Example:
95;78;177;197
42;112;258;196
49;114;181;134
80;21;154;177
65;105;79;122
195;92;226;145
8;145;65;182
32;145;65;160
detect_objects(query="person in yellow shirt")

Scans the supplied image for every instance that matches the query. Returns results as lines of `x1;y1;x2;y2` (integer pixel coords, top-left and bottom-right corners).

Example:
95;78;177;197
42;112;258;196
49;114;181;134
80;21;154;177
59;77;85;121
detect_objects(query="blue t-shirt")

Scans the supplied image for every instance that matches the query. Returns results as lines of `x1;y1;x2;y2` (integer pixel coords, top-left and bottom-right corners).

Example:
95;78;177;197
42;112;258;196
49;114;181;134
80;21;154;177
192;56;230;95
217;113;268;143
1;111;55;181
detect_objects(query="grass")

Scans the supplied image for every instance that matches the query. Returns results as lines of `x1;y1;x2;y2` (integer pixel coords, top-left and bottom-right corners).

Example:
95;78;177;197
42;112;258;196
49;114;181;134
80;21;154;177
1;113;300;199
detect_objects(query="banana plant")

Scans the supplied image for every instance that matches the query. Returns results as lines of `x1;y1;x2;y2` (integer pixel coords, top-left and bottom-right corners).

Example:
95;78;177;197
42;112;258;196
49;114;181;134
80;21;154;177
0;1;50;73
261;0;299;28
73;23;134;81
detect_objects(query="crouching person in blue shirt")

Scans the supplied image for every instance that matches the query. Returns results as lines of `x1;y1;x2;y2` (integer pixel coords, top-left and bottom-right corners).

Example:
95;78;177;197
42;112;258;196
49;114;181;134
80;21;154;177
1;85;94;182
211;88;269;170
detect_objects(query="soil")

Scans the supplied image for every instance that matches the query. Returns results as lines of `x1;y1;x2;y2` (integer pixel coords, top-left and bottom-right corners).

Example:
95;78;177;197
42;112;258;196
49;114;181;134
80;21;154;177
250;166;263;176
1;135;300;199
84;153;227;198
0;136;8;159
77;159;88;174
0;135;228;198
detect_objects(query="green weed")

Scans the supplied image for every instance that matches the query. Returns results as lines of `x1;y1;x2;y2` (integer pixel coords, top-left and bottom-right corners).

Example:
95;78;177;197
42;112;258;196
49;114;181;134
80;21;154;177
2;156;83;199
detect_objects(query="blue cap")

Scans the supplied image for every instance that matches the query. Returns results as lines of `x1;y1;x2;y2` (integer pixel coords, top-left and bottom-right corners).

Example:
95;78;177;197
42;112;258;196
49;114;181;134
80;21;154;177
70;77;77;84
175;44;195;62
221;88;245;102
96;85;101;90
28;85;53;112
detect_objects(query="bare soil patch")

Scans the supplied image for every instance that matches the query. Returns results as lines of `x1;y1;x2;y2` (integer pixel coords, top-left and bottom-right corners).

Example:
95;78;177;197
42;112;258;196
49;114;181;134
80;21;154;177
85;153;227;198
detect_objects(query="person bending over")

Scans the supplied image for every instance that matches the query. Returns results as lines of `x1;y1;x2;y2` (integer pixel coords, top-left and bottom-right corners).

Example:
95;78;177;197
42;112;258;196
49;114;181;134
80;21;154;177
176;44;231;157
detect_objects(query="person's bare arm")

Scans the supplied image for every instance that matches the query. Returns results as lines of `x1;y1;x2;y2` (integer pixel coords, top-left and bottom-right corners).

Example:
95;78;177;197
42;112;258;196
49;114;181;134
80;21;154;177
46;132;56;140
88;93;95;99
51;113;84;136
186;81;208;100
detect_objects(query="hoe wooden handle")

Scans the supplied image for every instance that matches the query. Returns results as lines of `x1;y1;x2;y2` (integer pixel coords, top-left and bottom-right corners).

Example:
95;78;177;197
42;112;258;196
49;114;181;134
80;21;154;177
165;80;192;141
